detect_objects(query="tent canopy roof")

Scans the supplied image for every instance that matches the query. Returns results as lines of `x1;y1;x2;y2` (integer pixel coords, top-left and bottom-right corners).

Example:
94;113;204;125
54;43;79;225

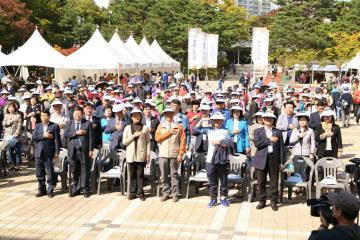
63;28;135;69
342;54;360;70
151;39;180;67
139;37;168;67
0;28;66;68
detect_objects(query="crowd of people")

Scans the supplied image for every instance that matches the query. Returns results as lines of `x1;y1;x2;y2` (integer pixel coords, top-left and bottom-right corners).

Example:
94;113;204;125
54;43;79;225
0;71;359;207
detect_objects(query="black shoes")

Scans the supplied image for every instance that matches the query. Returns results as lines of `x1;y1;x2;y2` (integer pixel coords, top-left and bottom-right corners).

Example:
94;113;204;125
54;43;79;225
48;192;55;198
256;202;266;210
271;203;279;211
83;191;91;198
69;191;79;197
35;191;47;197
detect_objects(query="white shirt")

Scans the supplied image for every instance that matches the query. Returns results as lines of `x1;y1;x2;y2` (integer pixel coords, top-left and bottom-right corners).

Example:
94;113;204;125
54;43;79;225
43;124;48;134
233;119;239;142
264;126;273;153
206;128;230;163
326;136;332;151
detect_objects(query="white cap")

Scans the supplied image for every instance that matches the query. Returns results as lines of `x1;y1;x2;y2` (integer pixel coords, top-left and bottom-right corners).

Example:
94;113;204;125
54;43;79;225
183;93;191;99
32;91;40;95
264;97;274;102
229;99;240;104
321;109;335;118
163;107;175;113
230;105;243;112
8;95;17;101
103;95;112;101
18;88;26;92
108;81;114;85
130;108;142;115
1;89;9;94
51;100;63;106
215;98;225;103
296;112;309;118
210;112;225;120
36;80;42;84
254;111;263;117
169;83;177;88
124;102;133;108
112;104;124;113
133;97;143;104
262;112;277;119
6;79;12;83
64;89;73;94
45;85;52;91
199;104;211;111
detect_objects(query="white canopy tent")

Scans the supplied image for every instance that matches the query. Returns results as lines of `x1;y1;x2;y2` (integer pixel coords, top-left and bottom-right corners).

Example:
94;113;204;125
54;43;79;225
342;54;360;71
0;28;66;68
109;31;149;69
139;37;169;69
55;28;137;86
151;39;180;70
125;35;160;70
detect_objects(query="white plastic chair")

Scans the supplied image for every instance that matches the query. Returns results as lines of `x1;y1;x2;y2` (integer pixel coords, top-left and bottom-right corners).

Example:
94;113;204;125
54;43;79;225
315;157;349;198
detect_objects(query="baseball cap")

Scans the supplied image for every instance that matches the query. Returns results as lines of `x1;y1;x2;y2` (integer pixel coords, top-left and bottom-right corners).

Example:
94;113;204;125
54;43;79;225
328;190;360;216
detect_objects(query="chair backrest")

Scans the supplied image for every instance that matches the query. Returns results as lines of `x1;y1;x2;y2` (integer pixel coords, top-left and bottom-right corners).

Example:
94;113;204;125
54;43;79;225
229;154;248;174
99;144;111;159
189;136;196;151
294;156;315;183
315;157;344;181
116;149;126;166
56;148;68;172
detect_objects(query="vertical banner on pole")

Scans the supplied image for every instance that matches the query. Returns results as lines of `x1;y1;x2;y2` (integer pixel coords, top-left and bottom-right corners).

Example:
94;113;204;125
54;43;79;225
251;27;269;67
206;34;219;68
188;28;202;69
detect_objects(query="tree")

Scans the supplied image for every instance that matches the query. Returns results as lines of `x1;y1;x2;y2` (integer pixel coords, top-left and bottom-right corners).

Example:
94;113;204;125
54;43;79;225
0;0;34;52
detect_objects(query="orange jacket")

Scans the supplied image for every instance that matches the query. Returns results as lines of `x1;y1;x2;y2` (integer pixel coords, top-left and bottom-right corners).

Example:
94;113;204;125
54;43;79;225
155;122;186;159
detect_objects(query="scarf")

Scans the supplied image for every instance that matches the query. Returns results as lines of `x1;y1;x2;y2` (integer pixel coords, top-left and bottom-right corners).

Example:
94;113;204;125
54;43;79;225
131;123;143;153
322;122;332;132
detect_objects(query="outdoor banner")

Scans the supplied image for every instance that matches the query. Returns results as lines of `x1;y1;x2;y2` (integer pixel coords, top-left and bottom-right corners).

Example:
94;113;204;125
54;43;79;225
188;28;203;69
251;27;269;67
188;28;219;69
206;34;219;68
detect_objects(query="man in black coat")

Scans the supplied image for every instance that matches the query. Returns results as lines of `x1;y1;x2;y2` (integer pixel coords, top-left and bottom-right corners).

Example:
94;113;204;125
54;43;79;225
64;106;93;198
143;103;159;152
309;101;325;131
32;110;61;197
253;112;285;211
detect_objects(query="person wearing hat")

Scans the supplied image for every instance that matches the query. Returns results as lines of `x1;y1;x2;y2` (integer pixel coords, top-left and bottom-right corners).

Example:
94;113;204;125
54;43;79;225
143;103;160;152
41;86;55;103
309;100;325;131
168;99;191;148
153;90;165;114
50;99;69;147
262;97;280;118
248;95;260;121
0;89;9;108
212;98;231;126
26;97;42;131
205;112;233;207
70;76;78;92
314;108;343;159
125;84;137;99
135;81;145;102
123;109;150;201
289;112;315;186
94;95;111;119
62;89;77;120
32;109;61;198
253;112;285;211
192;104;213;154
249;111;264;157
339;86;353;127
201;90;214;106
225;106;250;154
308;190;360;240
64;106;94;198
155;107;186;202
276;101;298;146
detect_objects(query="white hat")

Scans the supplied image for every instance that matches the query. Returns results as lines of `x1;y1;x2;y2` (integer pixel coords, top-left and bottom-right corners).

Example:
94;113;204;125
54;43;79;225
126;96;134;101
6;79;12;83
64;89;73;94
91;90;98;95
301;93;311;99
254;111;263;117
103;95;112;101
173;87;179;91
88;86;95;91
254;85;261;89
210;112;225;120
215;98;225;103
163;107;175;113
229;98;240;104
32;91;40;95
128;83;134;88
321;109;335;118
262;112;277;119
112;104;124;113
45;85;52;91
8;95;17;101
199;104;211;111
106;87;113;91
130;108;142;115
108;81;114;85
124;102;133;108
36;80;42;84
18;88;26;92
1;89;9;94
264;97;274;102
169;83;177;88
51;100;63;106
252;94;260;99
183;93;191;99
133;97;143;104
296;112;309;119
22;95;31;100
230;105;243;112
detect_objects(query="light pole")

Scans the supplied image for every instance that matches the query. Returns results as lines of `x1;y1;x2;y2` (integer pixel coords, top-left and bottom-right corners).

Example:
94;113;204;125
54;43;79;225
108;10;112;26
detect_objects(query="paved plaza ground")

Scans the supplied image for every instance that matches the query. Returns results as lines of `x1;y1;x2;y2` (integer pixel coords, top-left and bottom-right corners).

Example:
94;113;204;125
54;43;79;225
1;119;359;240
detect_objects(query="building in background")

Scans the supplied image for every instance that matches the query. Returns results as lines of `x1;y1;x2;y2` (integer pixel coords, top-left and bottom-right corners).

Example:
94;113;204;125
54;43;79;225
235;0;279;16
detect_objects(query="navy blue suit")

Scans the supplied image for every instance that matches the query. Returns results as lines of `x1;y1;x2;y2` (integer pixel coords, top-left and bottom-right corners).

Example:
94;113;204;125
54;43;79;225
32;122;61;193
253;127;284;204
64;119;93;193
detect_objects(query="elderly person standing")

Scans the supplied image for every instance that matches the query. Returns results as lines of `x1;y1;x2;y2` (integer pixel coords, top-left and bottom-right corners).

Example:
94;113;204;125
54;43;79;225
249;111;264;157
3;102;23;170
276;101;298;146
123;109;150;201
50;99;69;147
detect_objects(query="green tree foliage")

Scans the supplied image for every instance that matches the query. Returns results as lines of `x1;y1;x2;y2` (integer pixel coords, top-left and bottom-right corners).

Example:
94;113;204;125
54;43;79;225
0;0;34;52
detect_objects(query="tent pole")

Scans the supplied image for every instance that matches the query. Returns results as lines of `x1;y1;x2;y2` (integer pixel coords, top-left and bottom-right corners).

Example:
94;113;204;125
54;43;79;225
15;66;20;77
4;66;11;75
205;68;208;81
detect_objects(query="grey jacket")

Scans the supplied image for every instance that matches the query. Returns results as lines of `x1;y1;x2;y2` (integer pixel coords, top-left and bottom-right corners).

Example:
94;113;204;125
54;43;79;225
276;113;299;143
289;128;315;156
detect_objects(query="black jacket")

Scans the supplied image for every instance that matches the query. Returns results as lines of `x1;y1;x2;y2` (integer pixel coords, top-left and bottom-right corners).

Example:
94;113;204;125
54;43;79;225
315;123;342;158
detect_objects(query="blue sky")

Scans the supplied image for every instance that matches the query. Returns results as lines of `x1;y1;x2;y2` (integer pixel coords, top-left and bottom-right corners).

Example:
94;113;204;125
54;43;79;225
94;0;110;8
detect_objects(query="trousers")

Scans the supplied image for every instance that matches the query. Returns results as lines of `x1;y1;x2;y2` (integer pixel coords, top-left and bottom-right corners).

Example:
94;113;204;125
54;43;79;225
128;162;145;196
256;153;279;203
70;148;90;193
159;158;179;197
35;155;55;193
206;163;229;199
